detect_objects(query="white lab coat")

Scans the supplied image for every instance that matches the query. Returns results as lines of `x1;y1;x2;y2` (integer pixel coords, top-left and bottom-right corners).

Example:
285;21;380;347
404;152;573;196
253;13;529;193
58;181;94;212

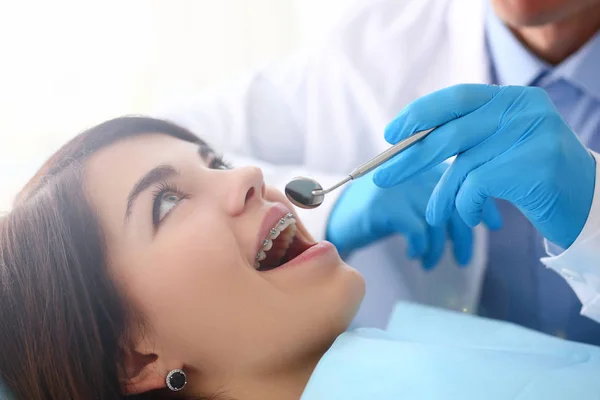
154;0;600;327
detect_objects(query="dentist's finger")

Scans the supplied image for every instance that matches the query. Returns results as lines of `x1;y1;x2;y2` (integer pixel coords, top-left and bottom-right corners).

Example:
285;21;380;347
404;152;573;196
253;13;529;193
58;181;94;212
374;86;531;188
424;114;529;227
381;210;428;259
407;232;427;260
447;211;473;266
481;199;503;231
454;161;508;227
421;224;446;270
374;110;498;188
383;84;501;144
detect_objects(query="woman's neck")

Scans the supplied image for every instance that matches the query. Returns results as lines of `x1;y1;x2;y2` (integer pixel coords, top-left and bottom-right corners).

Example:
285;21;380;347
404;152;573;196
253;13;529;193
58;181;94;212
189;348;325;400
233;354;321;400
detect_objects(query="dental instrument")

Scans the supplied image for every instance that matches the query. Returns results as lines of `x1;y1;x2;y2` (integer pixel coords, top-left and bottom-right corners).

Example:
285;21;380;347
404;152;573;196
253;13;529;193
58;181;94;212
285;128;435;209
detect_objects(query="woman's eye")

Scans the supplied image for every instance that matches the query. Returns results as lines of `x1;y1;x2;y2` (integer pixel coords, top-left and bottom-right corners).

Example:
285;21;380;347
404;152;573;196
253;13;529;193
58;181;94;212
210;156;231;170
156;192;182;222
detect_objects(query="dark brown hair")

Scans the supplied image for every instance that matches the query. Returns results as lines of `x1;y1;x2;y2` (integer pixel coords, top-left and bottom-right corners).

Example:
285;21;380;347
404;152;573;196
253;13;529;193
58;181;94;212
0;117;214;399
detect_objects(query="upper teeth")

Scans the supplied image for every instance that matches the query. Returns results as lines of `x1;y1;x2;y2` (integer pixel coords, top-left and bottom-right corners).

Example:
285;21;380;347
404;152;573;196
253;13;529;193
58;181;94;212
255;213;296;269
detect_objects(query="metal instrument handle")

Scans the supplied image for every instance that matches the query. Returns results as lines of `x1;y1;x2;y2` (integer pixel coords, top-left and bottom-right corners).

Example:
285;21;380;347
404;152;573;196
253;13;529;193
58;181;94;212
349;127;435;179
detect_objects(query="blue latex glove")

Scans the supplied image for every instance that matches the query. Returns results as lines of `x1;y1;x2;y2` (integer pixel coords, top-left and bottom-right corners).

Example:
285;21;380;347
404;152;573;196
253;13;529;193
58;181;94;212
326;164;502;270
374;84;596;249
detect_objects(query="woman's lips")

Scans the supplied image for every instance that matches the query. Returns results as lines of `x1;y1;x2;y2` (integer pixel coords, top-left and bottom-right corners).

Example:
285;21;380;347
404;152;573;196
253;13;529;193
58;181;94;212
261;241;335;273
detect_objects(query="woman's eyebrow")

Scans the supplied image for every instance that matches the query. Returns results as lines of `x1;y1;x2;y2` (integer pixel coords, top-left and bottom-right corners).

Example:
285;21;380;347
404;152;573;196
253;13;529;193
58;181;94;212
125;164;178;222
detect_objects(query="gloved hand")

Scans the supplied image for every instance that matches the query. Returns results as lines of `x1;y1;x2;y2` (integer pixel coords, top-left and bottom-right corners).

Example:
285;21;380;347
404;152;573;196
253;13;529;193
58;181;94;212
374;84;596;249
326;164;503;270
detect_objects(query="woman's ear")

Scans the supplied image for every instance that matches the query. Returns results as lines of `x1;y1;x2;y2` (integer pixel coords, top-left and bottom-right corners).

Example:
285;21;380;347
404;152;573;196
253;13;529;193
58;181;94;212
119;339;183;395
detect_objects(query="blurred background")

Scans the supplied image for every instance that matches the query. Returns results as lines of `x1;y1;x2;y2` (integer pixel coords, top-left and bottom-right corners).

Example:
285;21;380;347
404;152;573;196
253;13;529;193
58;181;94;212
0;0;356;211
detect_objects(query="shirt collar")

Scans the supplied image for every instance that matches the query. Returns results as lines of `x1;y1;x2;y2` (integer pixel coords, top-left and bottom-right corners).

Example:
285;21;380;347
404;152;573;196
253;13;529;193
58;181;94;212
485;2;600;101
555;31;600;101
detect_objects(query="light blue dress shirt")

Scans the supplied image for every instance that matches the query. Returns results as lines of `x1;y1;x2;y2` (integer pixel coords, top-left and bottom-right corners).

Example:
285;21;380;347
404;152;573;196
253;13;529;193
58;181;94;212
482;4;600;345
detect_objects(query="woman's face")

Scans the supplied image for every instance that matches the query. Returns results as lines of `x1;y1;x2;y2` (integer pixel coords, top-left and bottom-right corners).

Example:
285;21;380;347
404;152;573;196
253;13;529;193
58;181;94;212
84;133;364;391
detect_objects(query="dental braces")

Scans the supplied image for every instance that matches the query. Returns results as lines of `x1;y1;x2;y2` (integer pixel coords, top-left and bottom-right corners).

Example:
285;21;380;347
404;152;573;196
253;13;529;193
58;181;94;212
255;213;296;269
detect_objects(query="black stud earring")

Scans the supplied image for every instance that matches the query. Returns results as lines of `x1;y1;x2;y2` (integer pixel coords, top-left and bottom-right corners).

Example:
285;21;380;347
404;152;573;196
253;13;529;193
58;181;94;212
166;369;187;392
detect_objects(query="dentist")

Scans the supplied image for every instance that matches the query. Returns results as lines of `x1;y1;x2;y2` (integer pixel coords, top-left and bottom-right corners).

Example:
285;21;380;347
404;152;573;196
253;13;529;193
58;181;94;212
374;83;600;324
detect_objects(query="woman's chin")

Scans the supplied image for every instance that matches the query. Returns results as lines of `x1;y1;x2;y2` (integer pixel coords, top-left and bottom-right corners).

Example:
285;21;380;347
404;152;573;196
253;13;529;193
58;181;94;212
315;258;366;333
341;262;366;321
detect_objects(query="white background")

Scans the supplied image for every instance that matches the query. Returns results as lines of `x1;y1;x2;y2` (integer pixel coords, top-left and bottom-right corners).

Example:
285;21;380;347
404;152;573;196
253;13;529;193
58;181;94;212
0;0;357;211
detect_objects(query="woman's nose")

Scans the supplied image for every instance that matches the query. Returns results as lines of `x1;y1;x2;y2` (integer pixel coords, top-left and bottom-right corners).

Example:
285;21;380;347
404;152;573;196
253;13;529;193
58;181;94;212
224;166;265;215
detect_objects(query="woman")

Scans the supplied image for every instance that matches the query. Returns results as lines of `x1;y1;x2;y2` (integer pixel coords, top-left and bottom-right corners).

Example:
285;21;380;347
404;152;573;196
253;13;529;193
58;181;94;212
0;116;364;399
2;116;600;400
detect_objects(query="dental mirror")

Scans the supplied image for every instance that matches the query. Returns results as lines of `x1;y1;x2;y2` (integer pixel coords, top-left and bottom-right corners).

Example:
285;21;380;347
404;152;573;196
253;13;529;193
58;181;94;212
284;127;435;209
285;177;326;209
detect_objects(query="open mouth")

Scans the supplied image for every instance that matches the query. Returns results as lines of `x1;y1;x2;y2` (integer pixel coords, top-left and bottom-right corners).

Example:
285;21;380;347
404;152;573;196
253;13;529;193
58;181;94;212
255;213;314;271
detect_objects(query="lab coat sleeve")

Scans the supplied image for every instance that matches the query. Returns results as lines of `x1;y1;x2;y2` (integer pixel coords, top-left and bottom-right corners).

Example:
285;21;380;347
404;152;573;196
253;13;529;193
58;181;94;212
151;55;346;240
541;151;600;323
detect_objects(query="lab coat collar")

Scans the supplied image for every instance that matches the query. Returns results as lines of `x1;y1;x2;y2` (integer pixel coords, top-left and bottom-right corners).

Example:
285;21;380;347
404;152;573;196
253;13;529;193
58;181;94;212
448;0;490;84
